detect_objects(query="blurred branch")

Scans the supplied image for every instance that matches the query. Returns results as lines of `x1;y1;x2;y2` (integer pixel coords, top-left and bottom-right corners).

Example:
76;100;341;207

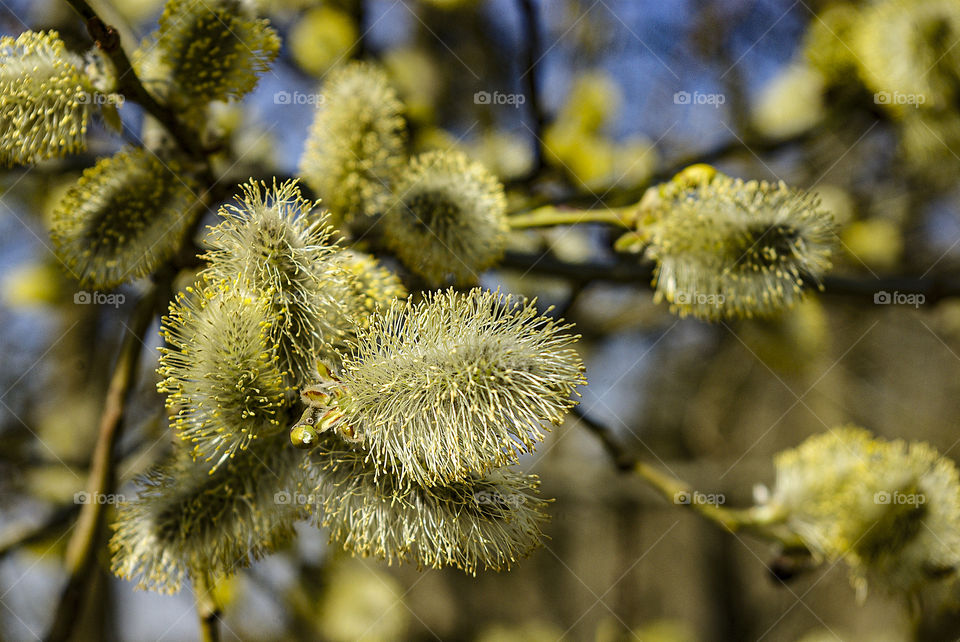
517;0;546;177
501;250;960;304
508;205;632;229
526;129;815;207
0;505;80;559
64;0;203;156
45;273;172;642
569;406;804;548
350;0;367;59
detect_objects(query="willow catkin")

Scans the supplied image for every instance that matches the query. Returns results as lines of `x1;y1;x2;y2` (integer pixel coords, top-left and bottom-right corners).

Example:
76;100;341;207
383;150;508;286
642;168;835;320
333;288;585;486
299;62;406;229
50;147;202;288
0;30;92;166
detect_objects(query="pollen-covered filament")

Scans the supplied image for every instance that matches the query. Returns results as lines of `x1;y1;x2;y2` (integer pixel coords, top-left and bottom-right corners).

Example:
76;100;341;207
290;375;360;448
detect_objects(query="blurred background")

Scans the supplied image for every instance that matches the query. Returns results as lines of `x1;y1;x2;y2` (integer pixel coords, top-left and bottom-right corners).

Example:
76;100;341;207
3;0;960;639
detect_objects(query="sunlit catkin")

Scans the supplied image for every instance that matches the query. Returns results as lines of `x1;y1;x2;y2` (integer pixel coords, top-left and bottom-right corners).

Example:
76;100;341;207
110;434;304;594
141;0;279;107
308;435;549;574
298;62;406;229
642;169;835;320
158;280;289;468
384;150;508;286
335;288;586;486
0;30;92;166
202;180;349;385
50;147;202;288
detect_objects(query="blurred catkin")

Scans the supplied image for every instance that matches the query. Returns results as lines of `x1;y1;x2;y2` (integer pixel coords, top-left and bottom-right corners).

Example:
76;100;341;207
383;150;508;286
137;0;279;108
639;168;836;320
299;62;406;229
763;427;960;598
50;147;202;288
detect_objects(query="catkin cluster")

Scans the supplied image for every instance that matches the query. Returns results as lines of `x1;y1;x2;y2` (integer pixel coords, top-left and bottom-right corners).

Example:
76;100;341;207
299;61;510;285
113;180;409;591
293;289;586;573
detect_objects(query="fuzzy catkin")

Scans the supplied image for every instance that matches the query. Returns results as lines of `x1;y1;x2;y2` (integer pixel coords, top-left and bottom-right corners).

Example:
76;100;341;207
111;434;306;594
765;426;960;597
308;434;550;574
643;170;836;320
0;30;91;166
202;180;350;385
299;62;406;229
336;288;586;486
50;147;202;288
158;280;290;468
138;0;279;108
383;150;508;286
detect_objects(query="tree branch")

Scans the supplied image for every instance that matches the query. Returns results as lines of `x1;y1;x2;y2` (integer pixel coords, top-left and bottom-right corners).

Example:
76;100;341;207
517;0;546;177
194;574;222;642
500;250;960;305
64;0;204;157
508;205;633;229
45;272;172;642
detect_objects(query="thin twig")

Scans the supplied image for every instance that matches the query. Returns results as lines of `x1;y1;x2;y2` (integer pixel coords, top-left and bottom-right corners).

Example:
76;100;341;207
194;573;222;642
508;205;633;229
569;406;804;548
0;505;80;559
